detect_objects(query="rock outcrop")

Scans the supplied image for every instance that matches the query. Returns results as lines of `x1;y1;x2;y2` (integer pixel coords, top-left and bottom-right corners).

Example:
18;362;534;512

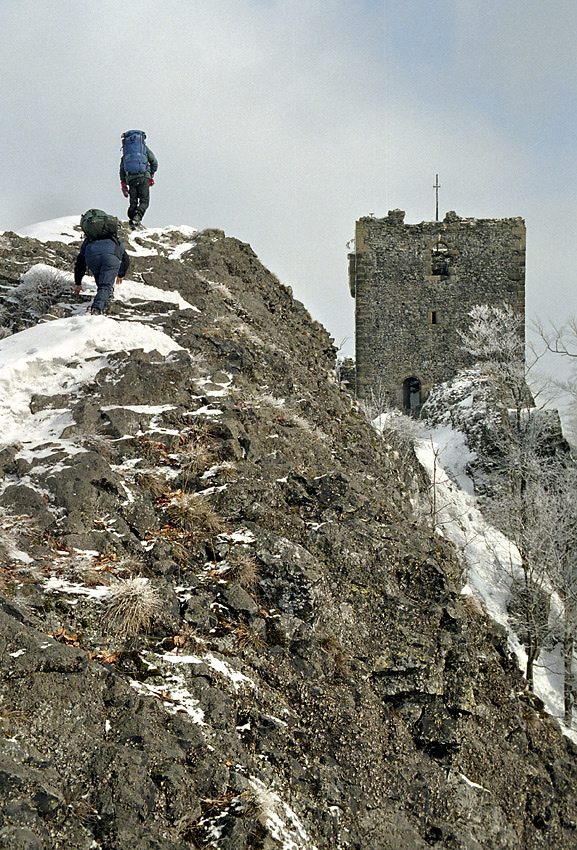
0;222;575;849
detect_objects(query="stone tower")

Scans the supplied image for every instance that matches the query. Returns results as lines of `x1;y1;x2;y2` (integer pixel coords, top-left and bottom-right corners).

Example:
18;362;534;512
349;209;526;410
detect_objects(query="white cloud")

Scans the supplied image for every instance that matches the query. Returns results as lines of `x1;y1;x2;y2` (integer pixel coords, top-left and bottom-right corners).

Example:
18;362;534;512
450;0;577;112
0;0;576;360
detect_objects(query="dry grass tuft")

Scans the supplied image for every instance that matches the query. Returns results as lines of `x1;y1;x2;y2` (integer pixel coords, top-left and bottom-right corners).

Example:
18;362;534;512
135;471;169;499
234;323;264;347
234;625;266;652
209;281;234;300
288;413;313;431
319;634;340;654
333;648;353;680
225;551;259;591
254;393;286;411
181;442;213;478
14;265;72;314
164;494;225;536
169;626;206;653
169;541;191;566
103;577;162;634
187;350;208;373
211;461;238;482
244;393;325;436
172;422;219;484
211;314;264;346
133;435;170;465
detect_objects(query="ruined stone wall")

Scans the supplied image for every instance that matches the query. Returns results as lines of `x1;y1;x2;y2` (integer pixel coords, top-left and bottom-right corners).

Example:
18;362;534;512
350;209;526;408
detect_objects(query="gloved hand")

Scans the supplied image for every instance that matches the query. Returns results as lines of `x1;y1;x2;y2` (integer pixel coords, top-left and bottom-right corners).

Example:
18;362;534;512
121;182;128;197
149;176;155;186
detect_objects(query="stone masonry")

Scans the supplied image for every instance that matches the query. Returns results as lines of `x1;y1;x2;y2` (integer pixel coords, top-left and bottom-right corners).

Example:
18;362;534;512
349;209;526;409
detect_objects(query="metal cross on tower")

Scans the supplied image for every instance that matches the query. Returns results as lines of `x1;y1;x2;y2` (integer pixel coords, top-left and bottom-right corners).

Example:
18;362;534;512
434;174;441;221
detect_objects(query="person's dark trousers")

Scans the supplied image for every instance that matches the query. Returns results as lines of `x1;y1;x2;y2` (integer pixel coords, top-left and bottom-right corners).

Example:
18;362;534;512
86;248;121;313
127;176;150;223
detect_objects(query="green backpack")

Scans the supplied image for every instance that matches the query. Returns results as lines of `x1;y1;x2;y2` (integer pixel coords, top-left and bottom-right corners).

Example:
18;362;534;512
80;209;118;241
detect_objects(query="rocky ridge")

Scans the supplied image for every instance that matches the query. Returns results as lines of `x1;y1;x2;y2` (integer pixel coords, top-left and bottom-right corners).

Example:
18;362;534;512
0;221;575;849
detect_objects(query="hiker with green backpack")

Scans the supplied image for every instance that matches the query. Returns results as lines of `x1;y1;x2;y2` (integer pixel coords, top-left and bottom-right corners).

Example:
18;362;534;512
74;210;130;315
119;129;158;229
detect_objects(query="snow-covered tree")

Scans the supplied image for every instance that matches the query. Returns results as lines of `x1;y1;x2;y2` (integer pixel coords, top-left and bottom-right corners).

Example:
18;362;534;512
535;315;577;361
460;304;575;693
533;465;577;723
534;315;577;443
458;302;531;415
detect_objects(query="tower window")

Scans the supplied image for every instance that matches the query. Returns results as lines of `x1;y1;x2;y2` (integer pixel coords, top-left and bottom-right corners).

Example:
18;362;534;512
430;242;450;278
430;310;439;325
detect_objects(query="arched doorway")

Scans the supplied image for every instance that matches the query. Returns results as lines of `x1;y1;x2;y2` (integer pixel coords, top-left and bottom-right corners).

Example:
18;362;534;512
403;376;421;413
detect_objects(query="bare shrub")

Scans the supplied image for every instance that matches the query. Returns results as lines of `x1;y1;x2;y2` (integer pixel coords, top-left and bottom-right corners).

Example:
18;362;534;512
359;376;393;423
103;577;161;635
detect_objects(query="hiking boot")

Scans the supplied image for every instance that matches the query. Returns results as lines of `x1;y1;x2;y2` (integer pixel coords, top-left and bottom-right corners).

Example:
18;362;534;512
90;307;103;315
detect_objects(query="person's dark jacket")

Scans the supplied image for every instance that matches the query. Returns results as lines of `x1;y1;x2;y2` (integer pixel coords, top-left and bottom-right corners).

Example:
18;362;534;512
74;238;130;286
119;147;158;184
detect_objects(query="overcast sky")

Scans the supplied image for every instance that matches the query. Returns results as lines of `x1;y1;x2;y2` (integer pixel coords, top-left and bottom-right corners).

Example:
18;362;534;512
1;0;576;359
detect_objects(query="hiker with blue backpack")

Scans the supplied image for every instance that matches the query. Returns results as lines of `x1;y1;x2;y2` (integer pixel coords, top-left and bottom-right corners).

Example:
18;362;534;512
74;210;130;315
119;129;158;229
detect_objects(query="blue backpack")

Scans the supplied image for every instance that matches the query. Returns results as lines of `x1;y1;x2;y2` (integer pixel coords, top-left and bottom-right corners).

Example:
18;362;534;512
121;130;147;175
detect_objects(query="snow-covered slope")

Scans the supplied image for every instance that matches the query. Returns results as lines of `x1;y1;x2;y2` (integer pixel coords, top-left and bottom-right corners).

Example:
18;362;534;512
0;218;576;850
14;215;197;248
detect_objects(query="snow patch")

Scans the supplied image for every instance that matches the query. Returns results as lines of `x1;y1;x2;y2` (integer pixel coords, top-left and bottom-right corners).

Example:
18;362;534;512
0;315;182;449
161;651;255;691
16;216;82;244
